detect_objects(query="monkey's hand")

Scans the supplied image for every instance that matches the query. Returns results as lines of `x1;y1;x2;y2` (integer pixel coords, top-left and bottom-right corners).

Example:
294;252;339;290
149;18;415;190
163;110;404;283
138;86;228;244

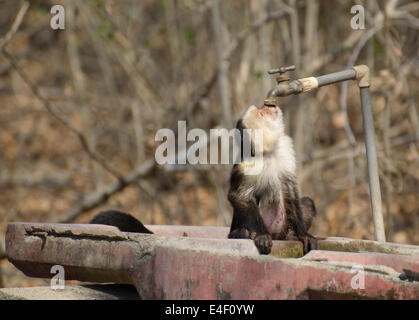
229;229;273;254
251;233;273;255
229;229;272;254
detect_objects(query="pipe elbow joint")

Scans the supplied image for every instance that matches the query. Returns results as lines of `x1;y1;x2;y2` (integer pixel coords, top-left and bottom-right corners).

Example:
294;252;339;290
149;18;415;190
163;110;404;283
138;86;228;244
352;65;370;88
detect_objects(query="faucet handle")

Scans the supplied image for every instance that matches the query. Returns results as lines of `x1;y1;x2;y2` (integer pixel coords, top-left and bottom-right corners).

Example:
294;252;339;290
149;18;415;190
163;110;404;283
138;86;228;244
267;65;296;75
264;65;298;105
267;65;296;84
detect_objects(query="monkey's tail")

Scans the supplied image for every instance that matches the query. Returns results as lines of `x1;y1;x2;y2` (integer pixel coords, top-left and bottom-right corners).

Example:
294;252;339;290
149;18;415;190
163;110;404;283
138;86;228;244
90;210;153;234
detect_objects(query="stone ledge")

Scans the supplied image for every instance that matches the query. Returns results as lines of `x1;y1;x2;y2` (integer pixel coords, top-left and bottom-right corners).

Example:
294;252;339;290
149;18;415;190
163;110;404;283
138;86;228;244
4;223;419;299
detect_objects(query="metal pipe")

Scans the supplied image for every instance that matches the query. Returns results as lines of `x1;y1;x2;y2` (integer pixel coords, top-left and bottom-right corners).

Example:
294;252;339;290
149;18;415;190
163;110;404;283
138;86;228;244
316;69;356;87
265;68;357;99
360;86;386;242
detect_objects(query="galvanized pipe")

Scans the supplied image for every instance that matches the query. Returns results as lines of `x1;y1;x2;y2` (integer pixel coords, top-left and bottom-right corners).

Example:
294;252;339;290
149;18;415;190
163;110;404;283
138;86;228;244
316;69;356;87
317;67;386;242
265;68;357;99
360;86;386;242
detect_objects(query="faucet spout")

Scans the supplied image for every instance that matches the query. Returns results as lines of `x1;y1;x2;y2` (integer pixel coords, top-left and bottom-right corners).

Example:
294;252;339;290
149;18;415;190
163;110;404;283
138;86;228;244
266;80;303;98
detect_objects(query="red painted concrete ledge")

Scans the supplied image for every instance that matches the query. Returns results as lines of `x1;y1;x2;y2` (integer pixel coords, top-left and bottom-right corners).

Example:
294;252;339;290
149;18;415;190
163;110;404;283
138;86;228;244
5;222;419;299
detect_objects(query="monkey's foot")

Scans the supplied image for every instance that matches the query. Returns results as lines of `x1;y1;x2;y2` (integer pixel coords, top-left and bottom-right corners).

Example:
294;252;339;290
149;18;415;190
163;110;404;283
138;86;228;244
253;234;273;255
301;235;317;254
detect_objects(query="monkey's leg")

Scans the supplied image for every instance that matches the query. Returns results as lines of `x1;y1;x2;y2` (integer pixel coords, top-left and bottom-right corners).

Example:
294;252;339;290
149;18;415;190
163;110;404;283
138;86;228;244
286;197;316;240
228;192;272;254
300;197;317;231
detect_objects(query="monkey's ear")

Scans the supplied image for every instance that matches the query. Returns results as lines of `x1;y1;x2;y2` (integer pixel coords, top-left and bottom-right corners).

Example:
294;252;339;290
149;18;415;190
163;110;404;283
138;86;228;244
235;120;244;159
236;120;255;159
236;119;244;131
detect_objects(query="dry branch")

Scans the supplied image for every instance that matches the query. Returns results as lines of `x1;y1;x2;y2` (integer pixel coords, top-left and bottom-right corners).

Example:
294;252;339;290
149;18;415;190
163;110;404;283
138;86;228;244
211;0;232;128
183;9;288;119
57;160;155;223
0;2;29;50
0;3;157;223
2;50;124;181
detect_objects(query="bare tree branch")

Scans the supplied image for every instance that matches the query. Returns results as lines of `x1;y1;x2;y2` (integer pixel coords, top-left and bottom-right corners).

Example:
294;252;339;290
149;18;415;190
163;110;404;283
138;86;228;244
211;0;232;128
0;1;29;51
2;50;124;181
184;9;288;119
0;3;158;223
57;160;155;223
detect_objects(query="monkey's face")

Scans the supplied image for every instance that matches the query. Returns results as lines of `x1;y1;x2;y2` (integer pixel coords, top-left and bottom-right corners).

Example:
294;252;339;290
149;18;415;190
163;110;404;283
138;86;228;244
241;105;284;153
258;105;284;129
242;105;283;130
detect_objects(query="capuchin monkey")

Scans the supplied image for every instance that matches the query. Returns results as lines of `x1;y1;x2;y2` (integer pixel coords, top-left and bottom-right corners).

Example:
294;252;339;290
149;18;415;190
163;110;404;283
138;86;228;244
228;104;317;254
89;104;316;255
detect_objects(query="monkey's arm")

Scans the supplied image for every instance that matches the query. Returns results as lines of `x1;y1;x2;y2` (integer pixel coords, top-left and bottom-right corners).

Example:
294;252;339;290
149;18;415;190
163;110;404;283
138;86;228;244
227;167;272;254
228;192;268;236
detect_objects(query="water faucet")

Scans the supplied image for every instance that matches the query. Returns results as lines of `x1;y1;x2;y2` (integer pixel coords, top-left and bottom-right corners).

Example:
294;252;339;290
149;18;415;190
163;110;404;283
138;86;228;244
264;65;303;106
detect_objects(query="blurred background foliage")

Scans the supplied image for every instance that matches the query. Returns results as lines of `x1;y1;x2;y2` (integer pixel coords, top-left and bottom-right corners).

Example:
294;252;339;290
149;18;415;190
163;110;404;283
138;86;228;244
0;0;418;287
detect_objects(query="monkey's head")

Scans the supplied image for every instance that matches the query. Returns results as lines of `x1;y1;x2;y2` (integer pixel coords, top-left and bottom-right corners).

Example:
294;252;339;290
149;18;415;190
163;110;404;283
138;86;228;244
238;105;284;155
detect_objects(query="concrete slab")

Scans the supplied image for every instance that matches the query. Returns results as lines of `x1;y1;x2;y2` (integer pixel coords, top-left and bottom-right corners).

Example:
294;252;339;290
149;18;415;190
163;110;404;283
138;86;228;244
303;250;419;274
131;246;418;299
5;222;419;299
146;225;229;238
318;237;419;255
